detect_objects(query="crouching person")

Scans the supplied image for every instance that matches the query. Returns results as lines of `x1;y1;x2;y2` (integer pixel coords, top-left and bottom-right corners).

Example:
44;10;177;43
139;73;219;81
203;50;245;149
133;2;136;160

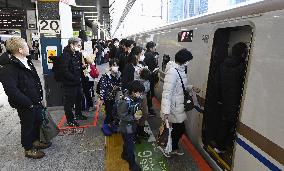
118;80;144;171
0;37;51;159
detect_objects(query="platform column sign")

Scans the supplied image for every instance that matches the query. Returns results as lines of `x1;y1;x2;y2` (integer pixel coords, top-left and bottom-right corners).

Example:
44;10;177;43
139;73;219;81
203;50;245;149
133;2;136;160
37;0;63;107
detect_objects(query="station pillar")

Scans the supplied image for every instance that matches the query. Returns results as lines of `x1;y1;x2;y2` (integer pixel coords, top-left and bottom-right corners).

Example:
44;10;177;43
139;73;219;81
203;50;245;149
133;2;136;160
37;0;73;107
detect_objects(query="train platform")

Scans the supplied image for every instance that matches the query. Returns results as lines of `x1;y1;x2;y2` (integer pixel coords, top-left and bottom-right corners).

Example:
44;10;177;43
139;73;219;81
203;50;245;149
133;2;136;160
0;62;211;171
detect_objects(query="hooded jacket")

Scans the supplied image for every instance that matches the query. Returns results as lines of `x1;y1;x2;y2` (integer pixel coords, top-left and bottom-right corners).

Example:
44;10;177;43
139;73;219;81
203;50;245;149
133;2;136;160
0;52;43;109
160;61;193;123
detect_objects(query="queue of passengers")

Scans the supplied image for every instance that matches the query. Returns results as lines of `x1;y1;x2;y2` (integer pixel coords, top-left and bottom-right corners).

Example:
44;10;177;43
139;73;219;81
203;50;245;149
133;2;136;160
0;36;197;171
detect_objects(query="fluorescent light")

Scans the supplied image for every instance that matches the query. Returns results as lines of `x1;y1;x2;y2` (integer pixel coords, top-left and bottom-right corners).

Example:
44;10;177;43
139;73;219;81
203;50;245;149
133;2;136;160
85;16;97;18
88;19;98;21
84;12;98;14
74;5;96;8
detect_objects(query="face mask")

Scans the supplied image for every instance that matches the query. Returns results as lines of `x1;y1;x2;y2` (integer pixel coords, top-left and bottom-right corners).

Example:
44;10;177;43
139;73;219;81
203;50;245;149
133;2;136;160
75;47;81;52
114;42;119;47
111;66;119;73
140;54;145;62
183;61;190;66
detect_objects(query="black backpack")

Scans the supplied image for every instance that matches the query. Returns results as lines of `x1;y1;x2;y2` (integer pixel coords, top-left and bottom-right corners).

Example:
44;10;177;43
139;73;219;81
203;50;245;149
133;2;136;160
49;55;63;82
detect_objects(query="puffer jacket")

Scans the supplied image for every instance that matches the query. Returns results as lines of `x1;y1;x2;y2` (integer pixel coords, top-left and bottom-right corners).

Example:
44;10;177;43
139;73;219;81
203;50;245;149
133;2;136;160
160;61;192;123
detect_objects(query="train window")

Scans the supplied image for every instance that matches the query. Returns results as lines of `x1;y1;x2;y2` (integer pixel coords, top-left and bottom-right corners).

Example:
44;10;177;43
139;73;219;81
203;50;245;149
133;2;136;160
178;30;193;42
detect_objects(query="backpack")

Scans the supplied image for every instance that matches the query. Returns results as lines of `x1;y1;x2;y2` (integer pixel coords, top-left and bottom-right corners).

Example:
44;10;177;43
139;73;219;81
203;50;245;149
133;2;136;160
49;55;63;82
89;64;99;78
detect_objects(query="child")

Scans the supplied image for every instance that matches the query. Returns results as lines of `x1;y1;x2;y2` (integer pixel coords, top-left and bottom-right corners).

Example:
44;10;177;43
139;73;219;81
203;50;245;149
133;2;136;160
99;59;120;136
118;80;144;171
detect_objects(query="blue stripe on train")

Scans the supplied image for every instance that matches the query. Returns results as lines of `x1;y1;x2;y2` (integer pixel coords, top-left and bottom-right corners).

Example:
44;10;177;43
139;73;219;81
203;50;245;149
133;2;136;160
236;137;281;171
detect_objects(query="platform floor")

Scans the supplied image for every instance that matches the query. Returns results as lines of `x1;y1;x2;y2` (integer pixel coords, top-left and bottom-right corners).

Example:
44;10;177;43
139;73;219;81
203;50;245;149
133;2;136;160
0;61;206;171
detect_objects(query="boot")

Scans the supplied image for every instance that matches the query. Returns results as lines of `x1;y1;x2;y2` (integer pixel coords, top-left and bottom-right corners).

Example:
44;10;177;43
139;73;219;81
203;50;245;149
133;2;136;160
137;126;150;139
25;148;45;159
33;140;52;149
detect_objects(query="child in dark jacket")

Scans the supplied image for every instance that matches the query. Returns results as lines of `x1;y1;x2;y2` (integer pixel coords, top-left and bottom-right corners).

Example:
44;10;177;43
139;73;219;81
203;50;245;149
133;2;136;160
99;59;120;136
118;80;144;171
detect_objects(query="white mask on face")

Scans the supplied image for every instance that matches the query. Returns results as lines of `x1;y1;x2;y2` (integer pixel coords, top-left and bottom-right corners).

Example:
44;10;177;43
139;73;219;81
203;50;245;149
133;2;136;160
111;66;119;73
183;61;190;66
75;47;81;52
114;42;119;47
139;54;145;62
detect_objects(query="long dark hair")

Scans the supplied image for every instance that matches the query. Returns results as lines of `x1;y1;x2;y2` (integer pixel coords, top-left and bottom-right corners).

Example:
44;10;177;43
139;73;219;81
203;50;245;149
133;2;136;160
127;46;142;65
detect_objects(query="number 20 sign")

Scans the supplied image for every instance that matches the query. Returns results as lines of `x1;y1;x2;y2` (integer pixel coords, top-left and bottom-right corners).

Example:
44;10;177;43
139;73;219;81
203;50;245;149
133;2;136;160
39;20;60;34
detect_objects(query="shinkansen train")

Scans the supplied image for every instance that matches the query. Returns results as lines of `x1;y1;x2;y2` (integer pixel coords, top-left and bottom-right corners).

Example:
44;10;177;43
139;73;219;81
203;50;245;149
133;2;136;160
127;0;284;170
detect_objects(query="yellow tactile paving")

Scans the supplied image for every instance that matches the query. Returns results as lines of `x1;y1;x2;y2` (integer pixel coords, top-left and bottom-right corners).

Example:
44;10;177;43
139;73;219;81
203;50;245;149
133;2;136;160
105;133;130;171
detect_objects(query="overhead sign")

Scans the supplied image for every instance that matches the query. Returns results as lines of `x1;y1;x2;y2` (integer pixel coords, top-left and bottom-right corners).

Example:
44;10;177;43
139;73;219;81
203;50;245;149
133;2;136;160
39;20;61;34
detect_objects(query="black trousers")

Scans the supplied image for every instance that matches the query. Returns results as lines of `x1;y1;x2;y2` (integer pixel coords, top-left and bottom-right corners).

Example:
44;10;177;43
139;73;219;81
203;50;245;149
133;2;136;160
17;106;42;150
64;85;83;122
171;122;185;150
104;100;115;124
82;79;94;108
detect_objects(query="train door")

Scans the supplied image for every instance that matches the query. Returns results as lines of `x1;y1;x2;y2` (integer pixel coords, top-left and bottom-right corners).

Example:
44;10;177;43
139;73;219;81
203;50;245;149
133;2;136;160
202;25;253;170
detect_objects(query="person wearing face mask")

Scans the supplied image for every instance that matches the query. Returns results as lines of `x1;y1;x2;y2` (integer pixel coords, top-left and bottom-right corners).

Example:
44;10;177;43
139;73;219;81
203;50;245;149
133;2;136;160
143;41;158;117
121;45;142;91
117;80;144;171
160;48;200;157
0;37;49;159
98;59;121;136
61;37;88;127
118;39;135;75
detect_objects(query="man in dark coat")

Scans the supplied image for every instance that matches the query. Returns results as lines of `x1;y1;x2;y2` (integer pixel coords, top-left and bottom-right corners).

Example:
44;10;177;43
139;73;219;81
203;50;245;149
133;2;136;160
61;37;87;127
143;41;158;116
0;37;50;159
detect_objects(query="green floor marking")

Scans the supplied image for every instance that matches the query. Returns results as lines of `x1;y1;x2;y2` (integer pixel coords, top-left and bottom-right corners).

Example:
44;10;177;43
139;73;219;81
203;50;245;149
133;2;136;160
135;139;169;171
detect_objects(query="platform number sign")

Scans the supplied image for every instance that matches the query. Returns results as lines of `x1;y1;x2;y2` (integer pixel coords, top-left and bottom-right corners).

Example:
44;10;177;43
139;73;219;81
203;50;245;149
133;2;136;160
39;20;60;34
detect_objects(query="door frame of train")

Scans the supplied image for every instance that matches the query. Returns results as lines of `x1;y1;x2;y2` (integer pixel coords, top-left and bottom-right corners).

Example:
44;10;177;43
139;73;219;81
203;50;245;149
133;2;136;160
201;20;255;170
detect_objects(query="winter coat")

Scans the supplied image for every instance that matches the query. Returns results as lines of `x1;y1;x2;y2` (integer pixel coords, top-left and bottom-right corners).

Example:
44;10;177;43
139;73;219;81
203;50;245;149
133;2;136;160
0;53;43;109
99;73;120;101
220;56;246;122
144;51;157;72
61;46;83;87
121;63;135;91
160;61;193;123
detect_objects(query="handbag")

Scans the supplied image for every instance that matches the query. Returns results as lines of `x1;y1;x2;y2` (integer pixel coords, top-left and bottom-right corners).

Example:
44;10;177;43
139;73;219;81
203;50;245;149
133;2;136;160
156;120;169;147
175;68;194;111
89;64;100;78
40;107;60;143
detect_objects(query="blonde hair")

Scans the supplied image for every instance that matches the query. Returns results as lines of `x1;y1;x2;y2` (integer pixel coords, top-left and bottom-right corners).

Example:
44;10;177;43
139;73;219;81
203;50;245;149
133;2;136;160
5;37;26;54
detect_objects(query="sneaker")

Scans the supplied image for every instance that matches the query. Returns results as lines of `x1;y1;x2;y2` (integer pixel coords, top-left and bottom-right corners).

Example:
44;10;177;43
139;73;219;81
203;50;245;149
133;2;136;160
67;120;79;127
33;140;52;149
171;150;184;156
157;146;171;158
25;148;45;159
75;114;88;120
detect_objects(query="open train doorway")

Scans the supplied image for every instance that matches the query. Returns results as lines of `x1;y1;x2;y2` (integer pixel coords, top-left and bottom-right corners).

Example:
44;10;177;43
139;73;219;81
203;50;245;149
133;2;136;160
202;25;253;170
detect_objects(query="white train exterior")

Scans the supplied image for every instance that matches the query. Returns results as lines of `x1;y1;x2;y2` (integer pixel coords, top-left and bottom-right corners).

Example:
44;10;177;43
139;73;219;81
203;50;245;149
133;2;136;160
127;0;284;170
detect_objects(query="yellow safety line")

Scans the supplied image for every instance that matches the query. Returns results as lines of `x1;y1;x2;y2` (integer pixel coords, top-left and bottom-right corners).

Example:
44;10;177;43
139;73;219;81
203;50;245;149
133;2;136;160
105;134;130;171
207;145;231;171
